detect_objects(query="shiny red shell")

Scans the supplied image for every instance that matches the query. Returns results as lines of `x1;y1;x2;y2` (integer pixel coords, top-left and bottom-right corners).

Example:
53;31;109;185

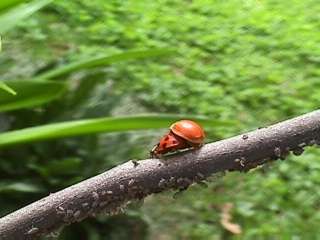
170;120;205;144
150;120;205;158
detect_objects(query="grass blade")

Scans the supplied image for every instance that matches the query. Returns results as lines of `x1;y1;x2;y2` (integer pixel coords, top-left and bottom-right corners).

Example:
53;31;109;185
0;80;66;112
0;182;43;193
37;48;176;79
0;0;52;34
0;114;234;147
0;81;16;95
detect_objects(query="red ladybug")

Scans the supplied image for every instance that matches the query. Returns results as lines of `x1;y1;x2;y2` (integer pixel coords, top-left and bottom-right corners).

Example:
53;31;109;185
150;120;205;158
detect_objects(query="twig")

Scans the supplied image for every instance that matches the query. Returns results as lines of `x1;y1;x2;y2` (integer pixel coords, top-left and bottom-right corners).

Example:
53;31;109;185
1;110;320;240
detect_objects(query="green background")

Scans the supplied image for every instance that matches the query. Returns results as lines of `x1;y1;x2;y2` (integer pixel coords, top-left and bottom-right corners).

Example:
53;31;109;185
0;0;320;239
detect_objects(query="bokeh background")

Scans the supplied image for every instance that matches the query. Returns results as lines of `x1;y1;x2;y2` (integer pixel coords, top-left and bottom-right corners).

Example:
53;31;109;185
1;0;320;239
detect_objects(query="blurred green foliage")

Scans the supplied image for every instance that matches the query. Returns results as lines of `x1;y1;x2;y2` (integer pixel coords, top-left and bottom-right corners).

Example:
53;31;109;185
0;0;53;35
0;0;320;239
0;0;53;95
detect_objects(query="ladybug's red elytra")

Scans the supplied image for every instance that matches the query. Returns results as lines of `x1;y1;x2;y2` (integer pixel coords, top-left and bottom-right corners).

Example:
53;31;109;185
150;120;205;158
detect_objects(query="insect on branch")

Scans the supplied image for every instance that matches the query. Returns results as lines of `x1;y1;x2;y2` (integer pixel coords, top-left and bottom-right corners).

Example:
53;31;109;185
0;110;320;240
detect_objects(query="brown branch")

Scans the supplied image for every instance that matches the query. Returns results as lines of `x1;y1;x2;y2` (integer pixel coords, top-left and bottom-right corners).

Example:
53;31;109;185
1;110;320;240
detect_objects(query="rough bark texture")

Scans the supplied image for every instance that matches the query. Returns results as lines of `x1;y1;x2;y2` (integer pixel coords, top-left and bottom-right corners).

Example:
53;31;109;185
1;110;320;240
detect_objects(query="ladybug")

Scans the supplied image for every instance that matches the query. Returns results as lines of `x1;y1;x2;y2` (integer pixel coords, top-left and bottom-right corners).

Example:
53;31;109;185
150;120;205;158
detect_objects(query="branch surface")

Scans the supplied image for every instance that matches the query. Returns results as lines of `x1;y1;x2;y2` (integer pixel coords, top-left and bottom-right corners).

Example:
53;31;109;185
1;110;320;240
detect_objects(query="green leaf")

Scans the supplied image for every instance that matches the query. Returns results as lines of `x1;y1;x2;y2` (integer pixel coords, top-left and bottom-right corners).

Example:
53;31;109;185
0;80;66;112
0;114;235;147
37;48;176;79
0;81;16;95
0;182;43;193
0;0;25;12
0;0;53;34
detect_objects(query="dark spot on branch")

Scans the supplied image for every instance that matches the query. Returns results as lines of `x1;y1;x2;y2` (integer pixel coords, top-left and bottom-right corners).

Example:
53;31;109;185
132;160;139;167
242;134;248;140
292;147;304;156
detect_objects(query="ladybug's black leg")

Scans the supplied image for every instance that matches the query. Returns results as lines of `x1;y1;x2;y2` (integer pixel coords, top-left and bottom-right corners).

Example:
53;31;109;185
150;150;156;158
190;142;203;150
150;144;160;158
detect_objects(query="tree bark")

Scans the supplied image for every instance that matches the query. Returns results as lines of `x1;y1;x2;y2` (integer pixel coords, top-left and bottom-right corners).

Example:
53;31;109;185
0;110;320;240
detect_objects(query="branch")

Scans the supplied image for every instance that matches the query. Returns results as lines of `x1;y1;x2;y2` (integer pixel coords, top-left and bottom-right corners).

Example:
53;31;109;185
1;110;320;240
